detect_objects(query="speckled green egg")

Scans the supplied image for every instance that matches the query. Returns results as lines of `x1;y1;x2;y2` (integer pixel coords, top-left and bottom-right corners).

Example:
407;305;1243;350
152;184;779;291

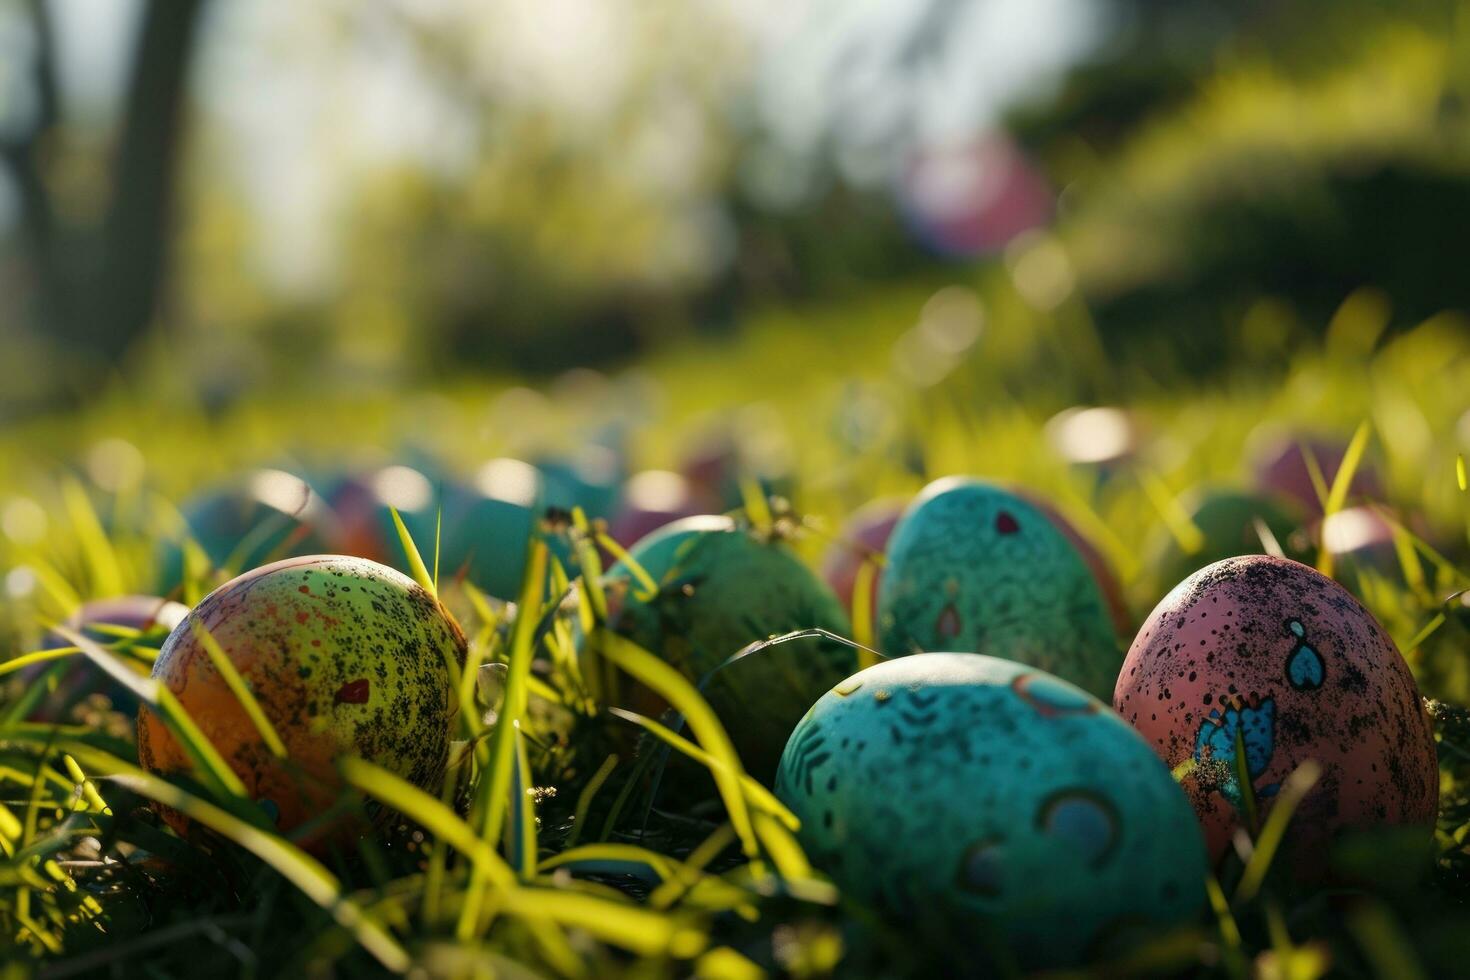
777;653;1207;968
606;516;854;784
138;555;466;841
876;478;1120;699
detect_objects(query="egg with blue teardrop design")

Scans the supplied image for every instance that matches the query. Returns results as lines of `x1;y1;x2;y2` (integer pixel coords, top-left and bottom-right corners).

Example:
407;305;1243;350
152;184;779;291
1115;555;1437;866
876;478;1120;699
776;653;1207;969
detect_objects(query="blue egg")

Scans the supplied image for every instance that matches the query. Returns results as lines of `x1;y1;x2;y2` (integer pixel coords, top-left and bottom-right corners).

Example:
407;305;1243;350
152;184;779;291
877;478;1119;698
777;653;1207;968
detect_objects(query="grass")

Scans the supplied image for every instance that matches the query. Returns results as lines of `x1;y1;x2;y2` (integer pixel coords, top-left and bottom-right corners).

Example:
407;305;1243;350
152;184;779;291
2;277;1470;975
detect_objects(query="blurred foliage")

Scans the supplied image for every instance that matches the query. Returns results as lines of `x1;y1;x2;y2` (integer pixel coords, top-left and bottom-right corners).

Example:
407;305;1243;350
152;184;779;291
0;0;1466;407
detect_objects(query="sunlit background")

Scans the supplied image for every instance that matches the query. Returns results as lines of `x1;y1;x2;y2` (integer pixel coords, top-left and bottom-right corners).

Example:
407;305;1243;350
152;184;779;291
6;5;1470;973
5;0;1463;409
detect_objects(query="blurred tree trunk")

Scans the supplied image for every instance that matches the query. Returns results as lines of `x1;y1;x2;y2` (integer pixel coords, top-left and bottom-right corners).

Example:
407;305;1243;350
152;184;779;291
87;0;207;362
2;0;206;380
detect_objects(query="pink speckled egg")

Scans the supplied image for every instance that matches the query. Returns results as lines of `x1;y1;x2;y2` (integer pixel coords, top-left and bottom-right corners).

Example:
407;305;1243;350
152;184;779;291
1115;555;1437;864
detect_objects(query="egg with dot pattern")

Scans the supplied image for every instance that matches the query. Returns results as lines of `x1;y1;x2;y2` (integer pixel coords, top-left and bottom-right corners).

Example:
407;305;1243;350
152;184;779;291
138;555;466;842
1114;555;1437;865
606;516;855;785
876;478;1120;699
776;654;1206;968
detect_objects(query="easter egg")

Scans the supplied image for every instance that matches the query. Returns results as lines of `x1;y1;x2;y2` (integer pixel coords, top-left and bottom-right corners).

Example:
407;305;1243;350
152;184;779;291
1147;487;1300;595
446;458;543;599
1014;491;1130;639
777;654;1206;968
606;470;715;549
818;498;905;618
876;478;1120;699
536;446;623;520
677;422;795;510
155;469;332;591
1251;432;1383;517
606;516;854;784
1115;555;1437;863
138;555;466;839
327;464;446;569
29;596;188;723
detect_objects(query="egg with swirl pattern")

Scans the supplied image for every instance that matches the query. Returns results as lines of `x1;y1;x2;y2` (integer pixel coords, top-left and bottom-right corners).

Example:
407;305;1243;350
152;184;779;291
876;478;1121;699
1115;555;1437;865
777;653;1207;968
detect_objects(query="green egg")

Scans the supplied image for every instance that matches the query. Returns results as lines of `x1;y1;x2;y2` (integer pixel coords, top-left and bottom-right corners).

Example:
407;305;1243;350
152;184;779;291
777;653;1207;968
1146;487;1301;594
876;478;1119;699
606;516;855;784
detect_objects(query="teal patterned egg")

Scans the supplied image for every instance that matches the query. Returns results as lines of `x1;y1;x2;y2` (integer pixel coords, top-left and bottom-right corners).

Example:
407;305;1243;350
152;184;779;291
876;478;1119;698
606;516;854;784
777;653;1207;968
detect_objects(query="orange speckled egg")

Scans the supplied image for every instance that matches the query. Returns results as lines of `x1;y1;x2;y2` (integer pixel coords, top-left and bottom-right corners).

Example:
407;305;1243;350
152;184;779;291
1114;555;1436;864
138;555;466;841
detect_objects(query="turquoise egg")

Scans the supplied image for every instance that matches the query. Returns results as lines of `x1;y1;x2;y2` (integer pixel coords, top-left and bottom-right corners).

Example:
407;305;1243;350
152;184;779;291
606;516;854;784
448;458;578;599
876;478;1119;699
535;447;624;520
777;653;1207;968
155;468;332;592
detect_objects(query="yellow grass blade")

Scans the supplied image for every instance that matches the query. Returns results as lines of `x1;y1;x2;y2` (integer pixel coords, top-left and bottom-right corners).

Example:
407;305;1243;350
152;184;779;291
389;507;436;597
190;619;288;759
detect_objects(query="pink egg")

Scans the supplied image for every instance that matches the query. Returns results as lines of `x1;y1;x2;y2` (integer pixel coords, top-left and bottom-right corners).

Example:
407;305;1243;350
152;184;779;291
819;499;906;619
606;470;716;549
1115;555;1436;865
1251;434;1383;517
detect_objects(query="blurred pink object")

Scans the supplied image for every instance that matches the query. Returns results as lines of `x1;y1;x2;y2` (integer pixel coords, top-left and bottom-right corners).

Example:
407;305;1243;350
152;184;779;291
898;136;1053;257
820;499;906;620
607;470;716;549
1251;434;1383;517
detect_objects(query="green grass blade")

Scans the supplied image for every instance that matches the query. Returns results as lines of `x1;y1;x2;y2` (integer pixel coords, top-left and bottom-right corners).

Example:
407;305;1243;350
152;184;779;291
595;531;659;601
64;747;410;974
190;619;288;759
605;706;797;830
565;753;618;848
851;559;878;668
1318;421;1372;578
1139;472;1205;554
539;843;682;881
1234;760;1321;902
511;722;537;880
338;756;516;888
61;477;123;597
389;507;436;597
477;538;548;851
596;637;759;860
52;624;249;801
0;645;82;677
